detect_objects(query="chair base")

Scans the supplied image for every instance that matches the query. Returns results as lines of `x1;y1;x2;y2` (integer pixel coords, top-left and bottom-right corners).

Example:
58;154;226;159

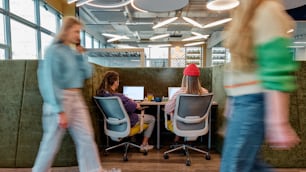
104;141;148;161
163;144;211;166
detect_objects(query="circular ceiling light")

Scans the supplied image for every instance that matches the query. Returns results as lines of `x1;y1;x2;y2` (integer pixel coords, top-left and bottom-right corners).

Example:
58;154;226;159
133;0;188;12
206;0;239;11
86;0;132;8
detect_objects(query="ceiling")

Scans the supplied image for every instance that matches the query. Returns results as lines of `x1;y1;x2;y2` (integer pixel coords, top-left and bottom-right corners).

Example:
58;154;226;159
78;0;306;48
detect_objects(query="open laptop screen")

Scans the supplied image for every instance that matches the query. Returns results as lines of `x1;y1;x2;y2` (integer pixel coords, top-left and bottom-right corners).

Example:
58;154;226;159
168;87;181;99
123;86;144;101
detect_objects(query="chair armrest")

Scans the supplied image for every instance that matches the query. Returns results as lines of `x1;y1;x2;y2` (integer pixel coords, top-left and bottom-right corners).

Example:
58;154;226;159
106;117;127;125
175;115;206;124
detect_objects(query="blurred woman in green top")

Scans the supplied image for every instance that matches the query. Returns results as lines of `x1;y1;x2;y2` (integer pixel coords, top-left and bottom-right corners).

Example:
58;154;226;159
221;0;300;171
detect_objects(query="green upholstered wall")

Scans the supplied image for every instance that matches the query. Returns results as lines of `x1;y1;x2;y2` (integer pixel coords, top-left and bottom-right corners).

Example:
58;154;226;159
0;61;212;167
260;62;306;167
91;65;213;98
0;61;77;167
0;60;305;168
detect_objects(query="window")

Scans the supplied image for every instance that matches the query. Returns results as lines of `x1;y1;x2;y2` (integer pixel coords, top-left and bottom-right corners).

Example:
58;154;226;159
11;19;37;59
10;0;35;23
94;39;99;48
40;4;57;33
0;14;4;44
0;0;101;60
170;46;185;67
80;31;85;46
85;32;92;48
0;48;4;59
146;47;168;67
41;32;54;58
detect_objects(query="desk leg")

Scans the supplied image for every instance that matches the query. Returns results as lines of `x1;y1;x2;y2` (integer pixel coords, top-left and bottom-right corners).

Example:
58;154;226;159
157;105;160;150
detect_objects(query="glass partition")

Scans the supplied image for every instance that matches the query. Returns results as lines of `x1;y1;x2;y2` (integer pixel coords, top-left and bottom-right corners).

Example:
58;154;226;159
0;14;4;44
0;48;4;59
87;48;145;67
292;21;306;61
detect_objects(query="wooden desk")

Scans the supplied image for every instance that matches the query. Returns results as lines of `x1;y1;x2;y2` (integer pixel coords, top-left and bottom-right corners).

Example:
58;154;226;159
140;101;167;150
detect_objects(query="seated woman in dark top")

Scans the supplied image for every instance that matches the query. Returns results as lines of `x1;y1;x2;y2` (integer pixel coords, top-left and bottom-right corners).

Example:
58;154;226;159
96;71;155;152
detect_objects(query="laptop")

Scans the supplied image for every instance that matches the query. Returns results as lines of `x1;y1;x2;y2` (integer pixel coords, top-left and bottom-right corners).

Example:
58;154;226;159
168;87;180;99
123;86;144;101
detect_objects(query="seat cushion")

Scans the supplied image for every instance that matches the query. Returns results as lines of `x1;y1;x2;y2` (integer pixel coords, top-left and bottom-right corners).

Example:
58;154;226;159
166;120;174;132
129;123;149;136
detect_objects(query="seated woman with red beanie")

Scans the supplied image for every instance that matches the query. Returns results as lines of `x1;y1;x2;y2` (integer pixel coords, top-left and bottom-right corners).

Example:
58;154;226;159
165;63;209;143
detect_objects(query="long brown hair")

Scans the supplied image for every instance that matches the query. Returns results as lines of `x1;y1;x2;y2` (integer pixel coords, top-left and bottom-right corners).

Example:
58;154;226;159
97;71;119;94
223;0;264;71
55;16;83;43
181;75;203;95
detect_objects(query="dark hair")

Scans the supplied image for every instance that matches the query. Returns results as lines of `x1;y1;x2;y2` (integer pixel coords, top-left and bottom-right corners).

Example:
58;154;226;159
97;71;119;95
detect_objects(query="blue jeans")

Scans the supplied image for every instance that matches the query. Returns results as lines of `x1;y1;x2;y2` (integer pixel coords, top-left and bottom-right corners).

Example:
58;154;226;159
220;93;273;172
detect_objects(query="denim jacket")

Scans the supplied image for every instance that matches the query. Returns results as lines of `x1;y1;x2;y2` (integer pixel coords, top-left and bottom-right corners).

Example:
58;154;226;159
38;42;92;114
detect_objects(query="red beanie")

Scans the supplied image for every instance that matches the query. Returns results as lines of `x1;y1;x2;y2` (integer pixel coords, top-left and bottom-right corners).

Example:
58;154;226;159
183;63;200;76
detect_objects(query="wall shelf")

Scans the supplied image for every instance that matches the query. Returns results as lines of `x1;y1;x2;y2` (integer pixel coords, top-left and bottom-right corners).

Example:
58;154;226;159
211;47;229;66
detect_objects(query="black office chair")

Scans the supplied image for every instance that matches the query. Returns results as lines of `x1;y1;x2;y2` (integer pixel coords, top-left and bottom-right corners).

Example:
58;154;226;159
93;96;148;161
163;93;214;166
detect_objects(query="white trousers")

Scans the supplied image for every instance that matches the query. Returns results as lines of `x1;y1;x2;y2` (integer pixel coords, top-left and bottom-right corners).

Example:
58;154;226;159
32;90;102;172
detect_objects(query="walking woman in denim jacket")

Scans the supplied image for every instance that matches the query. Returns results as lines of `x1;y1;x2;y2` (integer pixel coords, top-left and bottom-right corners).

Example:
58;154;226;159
33;16;119;172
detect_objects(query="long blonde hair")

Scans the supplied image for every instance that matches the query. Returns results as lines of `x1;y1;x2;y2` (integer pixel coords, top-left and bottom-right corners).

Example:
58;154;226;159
55;16;83;43
181;75;203;95
223;0;264;71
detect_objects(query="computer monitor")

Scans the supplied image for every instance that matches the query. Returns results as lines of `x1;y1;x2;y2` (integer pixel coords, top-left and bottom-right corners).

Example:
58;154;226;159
123;86;144;101
168;87;180;99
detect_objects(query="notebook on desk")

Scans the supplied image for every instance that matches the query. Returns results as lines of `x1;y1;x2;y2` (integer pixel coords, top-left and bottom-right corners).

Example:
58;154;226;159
123;86;144;101
168;87;180;100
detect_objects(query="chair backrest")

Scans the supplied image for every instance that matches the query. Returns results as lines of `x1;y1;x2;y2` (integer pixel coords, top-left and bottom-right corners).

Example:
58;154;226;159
173;93;214;139
93;96;131;141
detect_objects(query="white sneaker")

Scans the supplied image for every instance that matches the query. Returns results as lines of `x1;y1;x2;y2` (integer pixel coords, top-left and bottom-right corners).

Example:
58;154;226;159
140;144;154;152
102;168;122;172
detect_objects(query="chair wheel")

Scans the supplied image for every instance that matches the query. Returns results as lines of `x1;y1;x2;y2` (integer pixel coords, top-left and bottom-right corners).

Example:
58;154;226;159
103;150;108;156
186;160;191;166
123;155;128;161
143;150;148;156
205;154;211;160
163;153;169;159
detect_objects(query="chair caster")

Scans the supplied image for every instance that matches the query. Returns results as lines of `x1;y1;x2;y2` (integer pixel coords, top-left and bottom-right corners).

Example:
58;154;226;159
163;153;169;159
186;160;191;166
143;150;148;156
123;155;128;161
103;150;109;156
205;154;211;160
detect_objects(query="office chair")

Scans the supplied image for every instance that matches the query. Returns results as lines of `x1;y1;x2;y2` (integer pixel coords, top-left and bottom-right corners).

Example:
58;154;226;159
93;96;148;161
163;93;214;166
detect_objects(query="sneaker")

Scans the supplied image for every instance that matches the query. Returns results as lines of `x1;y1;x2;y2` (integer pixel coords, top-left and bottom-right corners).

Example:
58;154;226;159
140;144;154;152
102;168;122;172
